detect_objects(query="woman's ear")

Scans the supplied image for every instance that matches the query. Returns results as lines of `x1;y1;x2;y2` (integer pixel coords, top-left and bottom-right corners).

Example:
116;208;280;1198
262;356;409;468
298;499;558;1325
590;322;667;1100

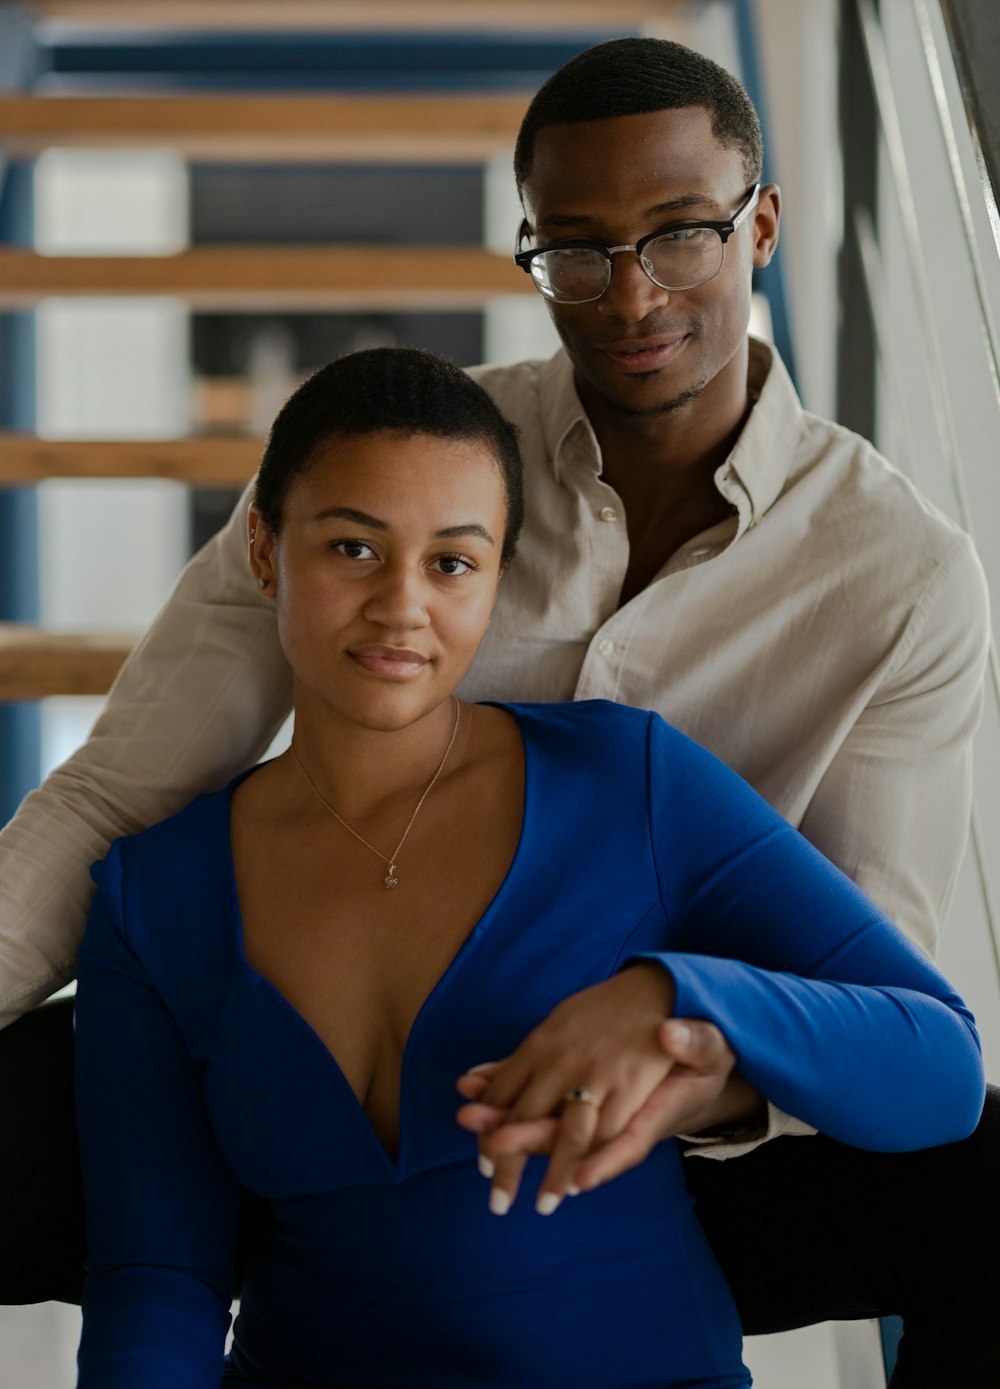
247;504;277;595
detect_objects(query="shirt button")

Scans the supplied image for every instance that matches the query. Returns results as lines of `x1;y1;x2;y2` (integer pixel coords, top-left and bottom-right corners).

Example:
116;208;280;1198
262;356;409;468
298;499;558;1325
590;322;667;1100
597;638;615;658
598;506;618;523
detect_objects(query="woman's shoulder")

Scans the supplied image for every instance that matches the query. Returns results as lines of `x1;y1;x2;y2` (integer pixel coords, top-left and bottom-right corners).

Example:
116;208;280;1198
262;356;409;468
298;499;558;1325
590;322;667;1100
495;698;696;760
495;697;656;736
96;774;242;882
89;771;256;943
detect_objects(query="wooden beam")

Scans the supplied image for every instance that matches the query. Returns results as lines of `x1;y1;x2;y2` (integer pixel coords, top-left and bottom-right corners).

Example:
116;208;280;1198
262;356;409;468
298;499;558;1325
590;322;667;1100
0;434;261;485
0;624;133;699
0;246;525;309
29;1;674;33
0;93;530;163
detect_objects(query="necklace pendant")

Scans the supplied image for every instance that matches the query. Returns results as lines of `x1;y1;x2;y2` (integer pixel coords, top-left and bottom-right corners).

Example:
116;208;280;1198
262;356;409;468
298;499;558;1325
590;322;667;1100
384;864;399;890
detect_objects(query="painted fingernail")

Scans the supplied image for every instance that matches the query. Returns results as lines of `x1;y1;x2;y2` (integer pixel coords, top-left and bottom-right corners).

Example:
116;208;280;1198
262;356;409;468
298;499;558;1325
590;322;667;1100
669;1022;692;1048
467;1060;499;1074
489;1188;511;1216
535;1192;562;1216
478;1154;495;1179
566;1184;581;1197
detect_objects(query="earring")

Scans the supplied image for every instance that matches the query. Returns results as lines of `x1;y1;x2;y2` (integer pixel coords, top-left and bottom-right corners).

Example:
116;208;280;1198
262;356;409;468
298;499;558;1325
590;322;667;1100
249;529;256;545
256;578;267;590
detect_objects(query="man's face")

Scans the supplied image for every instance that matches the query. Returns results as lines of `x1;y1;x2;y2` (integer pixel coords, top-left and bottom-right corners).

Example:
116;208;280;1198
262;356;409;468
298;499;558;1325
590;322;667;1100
520;106;777;422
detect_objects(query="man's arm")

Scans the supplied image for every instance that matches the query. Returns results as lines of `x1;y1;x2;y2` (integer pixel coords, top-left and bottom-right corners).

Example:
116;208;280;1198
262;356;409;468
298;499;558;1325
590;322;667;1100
0;481;291;1028
798;530;991;960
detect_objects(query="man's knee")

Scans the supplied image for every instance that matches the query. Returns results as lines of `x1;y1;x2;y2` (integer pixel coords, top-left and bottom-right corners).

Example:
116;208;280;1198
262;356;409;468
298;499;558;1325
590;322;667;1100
0;996;84;1304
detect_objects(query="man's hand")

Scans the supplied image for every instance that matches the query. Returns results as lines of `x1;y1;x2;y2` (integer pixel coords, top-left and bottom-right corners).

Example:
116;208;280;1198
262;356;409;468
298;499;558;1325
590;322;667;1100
456;987;762;1215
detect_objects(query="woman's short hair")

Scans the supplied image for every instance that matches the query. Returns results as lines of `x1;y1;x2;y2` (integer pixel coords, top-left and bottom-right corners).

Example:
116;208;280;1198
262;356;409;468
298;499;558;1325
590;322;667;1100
514;37;763;192
254;346;524;567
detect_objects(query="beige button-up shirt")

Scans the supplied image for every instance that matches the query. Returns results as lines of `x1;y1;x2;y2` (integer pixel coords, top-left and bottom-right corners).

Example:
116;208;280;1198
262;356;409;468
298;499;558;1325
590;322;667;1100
0;341;989;1046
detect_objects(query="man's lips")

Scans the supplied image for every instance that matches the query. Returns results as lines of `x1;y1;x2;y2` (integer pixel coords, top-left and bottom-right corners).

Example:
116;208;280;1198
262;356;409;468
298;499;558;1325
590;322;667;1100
348;645;428;679
600;334;689;373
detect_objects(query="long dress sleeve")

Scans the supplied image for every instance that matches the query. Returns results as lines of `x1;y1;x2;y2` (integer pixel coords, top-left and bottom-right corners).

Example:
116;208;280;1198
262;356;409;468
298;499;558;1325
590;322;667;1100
634;712;984;1153
74;842;240;1389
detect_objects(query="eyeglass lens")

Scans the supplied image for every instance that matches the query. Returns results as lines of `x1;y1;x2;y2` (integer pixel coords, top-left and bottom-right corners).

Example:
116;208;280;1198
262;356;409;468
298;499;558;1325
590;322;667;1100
531;227;725;303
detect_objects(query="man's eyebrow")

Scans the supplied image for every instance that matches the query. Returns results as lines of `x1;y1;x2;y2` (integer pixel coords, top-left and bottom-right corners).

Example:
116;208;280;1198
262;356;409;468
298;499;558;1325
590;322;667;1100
540;194;722;231
311;507;494;545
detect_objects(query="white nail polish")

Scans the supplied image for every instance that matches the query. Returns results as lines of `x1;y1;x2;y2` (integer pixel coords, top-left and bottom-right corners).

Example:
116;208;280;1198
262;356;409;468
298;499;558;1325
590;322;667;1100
489;1188;511;1216
535;1192;561;1216
566;1184;581;1197
478;1154;495;1179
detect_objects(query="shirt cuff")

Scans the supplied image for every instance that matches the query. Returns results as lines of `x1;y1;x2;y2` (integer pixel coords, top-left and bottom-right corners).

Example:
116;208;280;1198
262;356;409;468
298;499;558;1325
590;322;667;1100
679;1103;817;1161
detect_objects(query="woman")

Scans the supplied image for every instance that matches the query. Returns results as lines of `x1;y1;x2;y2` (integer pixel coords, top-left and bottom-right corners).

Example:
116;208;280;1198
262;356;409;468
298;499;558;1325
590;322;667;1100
74;347;983;1389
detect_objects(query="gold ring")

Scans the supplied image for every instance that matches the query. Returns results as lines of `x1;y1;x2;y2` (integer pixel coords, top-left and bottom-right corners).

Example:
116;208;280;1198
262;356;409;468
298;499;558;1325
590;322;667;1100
563;1086;600;1108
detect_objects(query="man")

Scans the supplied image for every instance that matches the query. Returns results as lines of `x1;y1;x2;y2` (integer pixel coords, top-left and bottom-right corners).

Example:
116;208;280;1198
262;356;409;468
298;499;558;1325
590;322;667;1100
0;36;995;1387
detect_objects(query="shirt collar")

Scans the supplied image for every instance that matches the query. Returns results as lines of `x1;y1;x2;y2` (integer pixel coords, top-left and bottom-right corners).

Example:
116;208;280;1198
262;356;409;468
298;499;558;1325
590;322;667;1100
542;337;805;530
722;337;804;530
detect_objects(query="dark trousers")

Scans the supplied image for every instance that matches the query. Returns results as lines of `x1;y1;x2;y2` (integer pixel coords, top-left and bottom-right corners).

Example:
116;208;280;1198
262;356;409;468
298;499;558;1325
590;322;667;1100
3;997;998;1387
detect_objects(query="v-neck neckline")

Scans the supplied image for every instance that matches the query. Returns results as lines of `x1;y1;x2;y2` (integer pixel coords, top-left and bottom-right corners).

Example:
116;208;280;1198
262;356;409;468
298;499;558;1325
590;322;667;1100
222;702;531;1178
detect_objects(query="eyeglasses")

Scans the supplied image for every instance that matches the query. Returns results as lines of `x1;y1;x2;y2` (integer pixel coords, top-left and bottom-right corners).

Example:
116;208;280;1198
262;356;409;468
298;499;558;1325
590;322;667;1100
514;183;760;305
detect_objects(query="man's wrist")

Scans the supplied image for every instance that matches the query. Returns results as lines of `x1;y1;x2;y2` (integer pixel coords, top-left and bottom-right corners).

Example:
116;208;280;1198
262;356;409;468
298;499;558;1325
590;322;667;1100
682;1071;766;1141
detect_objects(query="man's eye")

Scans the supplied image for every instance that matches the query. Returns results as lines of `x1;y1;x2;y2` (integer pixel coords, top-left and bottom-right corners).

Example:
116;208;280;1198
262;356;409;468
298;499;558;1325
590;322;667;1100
431;555;474;576
332;539;377;560
657;226;708;243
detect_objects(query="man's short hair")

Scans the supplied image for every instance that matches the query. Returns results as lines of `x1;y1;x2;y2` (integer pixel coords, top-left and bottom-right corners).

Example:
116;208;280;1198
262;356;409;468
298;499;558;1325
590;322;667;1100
514;37;764;196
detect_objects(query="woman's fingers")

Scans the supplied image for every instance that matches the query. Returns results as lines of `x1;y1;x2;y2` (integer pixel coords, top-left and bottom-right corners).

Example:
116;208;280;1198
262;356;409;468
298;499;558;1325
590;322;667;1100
454;969;682;1212
487;1147;530;1215
572;1121;656;1191
531;1093;604;1213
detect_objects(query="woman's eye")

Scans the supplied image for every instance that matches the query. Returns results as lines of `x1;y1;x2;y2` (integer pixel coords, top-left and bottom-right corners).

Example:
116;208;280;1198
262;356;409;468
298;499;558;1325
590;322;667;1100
431;554;474;577
332;539;377;560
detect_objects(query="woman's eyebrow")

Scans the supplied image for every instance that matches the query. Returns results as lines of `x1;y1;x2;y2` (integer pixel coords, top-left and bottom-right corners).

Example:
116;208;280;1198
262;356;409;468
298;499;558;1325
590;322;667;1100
311;508;494;545
312;506;387;528
434;524;495;545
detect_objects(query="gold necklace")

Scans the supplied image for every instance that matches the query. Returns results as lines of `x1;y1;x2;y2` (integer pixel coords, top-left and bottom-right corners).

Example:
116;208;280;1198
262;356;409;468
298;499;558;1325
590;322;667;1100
290;698;461;890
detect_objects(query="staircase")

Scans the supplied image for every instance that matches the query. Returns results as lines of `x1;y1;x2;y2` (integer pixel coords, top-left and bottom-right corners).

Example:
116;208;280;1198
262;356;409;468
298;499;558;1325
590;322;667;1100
2;1;667;703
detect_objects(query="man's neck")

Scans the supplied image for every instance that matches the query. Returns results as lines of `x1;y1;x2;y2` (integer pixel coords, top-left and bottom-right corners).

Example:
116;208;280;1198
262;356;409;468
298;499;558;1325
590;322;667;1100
576;354;753;604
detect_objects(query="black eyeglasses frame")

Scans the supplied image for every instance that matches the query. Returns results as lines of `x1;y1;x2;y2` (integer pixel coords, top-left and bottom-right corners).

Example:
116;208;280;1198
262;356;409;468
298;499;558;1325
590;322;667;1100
513;182;761;302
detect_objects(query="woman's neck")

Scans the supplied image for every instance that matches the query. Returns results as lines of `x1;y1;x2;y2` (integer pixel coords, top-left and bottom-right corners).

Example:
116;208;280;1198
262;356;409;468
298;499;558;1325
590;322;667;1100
283;691;464;826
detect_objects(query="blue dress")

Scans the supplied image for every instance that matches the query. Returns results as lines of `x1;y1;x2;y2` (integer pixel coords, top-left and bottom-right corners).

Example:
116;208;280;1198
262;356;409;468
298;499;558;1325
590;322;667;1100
74;702;984;1389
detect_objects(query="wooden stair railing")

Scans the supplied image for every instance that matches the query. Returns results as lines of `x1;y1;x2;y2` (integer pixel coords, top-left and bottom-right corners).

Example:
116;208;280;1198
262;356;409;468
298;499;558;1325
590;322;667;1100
1;13;582;702
0;93;530;163
26;1;675;32
0;624;134;699
0;434;260;485
0;246;524;309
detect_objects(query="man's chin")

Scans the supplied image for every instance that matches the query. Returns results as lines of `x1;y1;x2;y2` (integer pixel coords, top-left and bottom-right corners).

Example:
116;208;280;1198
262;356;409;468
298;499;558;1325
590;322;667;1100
604;377;707;420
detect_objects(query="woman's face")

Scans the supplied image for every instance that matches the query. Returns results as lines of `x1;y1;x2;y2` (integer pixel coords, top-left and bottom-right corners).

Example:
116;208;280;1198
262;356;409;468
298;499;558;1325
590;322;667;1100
250;429;508;734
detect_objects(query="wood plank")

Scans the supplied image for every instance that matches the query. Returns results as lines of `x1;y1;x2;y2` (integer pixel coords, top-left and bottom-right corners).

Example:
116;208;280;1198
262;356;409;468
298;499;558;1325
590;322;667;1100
0;93;531;163
30;1;675;33
0;246;525;309
0;624;133;699
0;434;261;485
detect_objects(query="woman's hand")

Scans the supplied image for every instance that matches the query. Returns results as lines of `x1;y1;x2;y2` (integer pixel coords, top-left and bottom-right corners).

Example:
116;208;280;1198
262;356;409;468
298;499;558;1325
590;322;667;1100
455;962;680;1215
457;972;759;1215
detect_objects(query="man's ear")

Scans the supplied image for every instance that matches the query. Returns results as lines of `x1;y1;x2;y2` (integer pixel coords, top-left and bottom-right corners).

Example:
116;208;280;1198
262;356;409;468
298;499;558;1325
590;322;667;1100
751;183;781;269
247;505;277;595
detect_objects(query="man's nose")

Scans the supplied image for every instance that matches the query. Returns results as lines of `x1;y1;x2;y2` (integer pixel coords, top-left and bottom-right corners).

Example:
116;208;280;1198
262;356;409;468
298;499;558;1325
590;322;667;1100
599;249;671;321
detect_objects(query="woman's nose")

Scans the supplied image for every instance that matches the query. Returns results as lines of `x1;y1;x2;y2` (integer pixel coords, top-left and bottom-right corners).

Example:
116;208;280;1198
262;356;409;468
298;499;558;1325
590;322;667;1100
362;565;430;629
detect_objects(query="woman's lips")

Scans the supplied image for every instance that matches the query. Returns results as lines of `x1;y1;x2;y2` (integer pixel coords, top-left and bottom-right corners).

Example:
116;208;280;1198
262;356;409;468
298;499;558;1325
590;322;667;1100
601;334;689;373
348;646;428;679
